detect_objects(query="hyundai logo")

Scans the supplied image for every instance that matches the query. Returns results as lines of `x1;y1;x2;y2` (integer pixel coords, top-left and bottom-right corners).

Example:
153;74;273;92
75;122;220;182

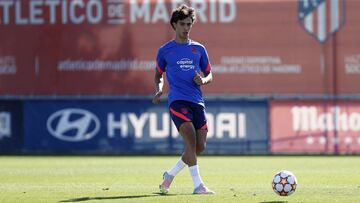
47;108;100;142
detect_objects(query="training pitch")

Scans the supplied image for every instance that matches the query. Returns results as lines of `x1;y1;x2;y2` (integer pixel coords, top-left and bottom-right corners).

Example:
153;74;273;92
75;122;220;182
0;156;359;202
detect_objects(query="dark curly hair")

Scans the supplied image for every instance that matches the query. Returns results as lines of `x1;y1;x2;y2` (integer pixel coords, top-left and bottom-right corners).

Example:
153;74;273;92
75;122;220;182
170;4;196;30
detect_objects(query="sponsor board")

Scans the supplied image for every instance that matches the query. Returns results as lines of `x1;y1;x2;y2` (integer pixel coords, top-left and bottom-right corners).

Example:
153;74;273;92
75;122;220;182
0;101;23;152
23;99;268;154
270;100;360;153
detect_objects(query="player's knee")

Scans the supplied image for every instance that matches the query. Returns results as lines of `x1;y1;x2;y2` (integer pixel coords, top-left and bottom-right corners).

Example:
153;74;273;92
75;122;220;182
179;123;196;135
196;142;206;155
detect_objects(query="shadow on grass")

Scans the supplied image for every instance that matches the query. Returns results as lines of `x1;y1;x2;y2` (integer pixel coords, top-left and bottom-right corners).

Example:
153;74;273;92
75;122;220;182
260;201;288;203
59;193;189;202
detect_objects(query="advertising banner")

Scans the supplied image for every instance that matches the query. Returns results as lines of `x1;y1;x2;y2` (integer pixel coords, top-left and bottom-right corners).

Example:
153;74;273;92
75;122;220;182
337;1;360;94
23;99;268;154
0;0;359;96
270;100;360;154
0;101;23;153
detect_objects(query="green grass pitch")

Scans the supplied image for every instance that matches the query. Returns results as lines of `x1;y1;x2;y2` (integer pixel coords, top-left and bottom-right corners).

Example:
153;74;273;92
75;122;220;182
0;156;359;202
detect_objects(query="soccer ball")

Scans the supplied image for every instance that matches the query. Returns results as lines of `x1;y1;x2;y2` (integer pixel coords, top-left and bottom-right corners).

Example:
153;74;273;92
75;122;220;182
272;170;297;196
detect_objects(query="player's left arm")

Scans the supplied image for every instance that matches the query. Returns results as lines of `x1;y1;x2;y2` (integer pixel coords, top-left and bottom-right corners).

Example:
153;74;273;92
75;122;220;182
202;71;213;85
194;71;212;86
194;46;213;86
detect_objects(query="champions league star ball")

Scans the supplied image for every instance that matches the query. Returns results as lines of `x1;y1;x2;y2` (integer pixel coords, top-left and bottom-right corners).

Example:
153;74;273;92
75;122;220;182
272;170;297;196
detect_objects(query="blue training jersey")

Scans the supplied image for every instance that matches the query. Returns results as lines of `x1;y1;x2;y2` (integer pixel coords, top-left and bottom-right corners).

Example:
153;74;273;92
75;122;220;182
156;39;211;107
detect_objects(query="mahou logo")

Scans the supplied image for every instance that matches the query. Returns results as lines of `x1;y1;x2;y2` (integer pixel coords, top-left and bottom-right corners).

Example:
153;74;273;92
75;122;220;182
291;106;360;132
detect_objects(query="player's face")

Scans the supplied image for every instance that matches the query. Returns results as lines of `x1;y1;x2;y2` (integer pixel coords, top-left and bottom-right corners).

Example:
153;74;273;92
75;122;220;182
174;17;193;42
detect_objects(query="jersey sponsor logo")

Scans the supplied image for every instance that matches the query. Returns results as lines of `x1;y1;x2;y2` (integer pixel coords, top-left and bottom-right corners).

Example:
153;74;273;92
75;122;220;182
177;58;195;71
298;0;346;43
47;108;100;142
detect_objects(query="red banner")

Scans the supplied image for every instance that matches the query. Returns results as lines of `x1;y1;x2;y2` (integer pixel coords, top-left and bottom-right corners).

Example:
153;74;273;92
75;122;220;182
270;100;360;154
0;0;359;95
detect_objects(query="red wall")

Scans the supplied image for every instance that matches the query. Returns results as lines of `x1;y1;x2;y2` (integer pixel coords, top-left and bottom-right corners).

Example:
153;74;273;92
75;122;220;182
0;0;359;96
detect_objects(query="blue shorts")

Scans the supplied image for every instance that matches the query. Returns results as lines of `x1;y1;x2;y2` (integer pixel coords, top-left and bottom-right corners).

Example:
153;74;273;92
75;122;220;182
169;100;208;131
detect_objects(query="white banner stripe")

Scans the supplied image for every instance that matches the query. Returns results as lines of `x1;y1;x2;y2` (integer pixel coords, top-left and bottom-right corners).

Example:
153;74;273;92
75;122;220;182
331;0;340;32
305;12;313;32
318;1;326;42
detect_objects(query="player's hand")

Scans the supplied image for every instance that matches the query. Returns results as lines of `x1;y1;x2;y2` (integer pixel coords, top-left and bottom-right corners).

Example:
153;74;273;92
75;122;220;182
152;91;162;104
193;71;204;86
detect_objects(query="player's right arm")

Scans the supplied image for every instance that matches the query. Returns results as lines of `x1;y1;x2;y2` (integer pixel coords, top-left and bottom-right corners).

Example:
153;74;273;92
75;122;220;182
152;50;166;104
152;70;163;104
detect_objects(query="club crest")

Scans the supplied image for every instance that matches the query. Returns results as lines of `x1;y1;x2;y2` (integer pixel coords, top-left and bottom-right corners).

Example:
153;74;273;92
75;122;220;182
298;0;346;43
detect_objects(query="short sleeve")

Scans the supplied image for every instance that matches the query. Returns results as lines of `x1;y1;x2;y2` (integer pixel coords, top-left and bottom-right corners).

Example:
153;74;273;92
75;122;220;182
199;47;211;74
156;49;166;74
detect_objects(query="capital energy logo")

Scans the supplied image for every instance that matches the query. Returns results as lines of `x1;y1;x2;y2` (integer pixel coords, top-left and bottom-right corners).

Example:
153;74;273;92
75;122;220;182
177;58;194;71
298;0;346;43
47;108;100;142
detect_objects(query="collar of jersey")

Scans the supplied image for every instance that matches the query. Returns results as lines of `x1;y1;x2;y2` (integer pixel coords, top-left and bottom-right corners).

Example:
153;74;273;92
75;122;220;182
173;39;191;45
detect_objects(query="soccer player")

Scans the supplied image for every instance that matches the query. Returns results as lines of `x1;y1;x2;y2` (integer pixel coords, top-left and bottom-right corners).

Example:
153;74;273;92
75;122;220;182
152;4;214;195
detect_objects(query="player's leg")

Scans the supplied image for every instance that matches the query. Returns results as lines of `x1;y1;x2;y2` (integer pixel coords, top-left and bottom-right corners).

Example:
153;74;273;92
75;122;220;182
179;122;197;166
192;128;214;194
159;101;193;194
159;157;186;194
191;104;214;194
193;103;208;155
166;157;186;177
179;122;214;194
196;128;207;155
